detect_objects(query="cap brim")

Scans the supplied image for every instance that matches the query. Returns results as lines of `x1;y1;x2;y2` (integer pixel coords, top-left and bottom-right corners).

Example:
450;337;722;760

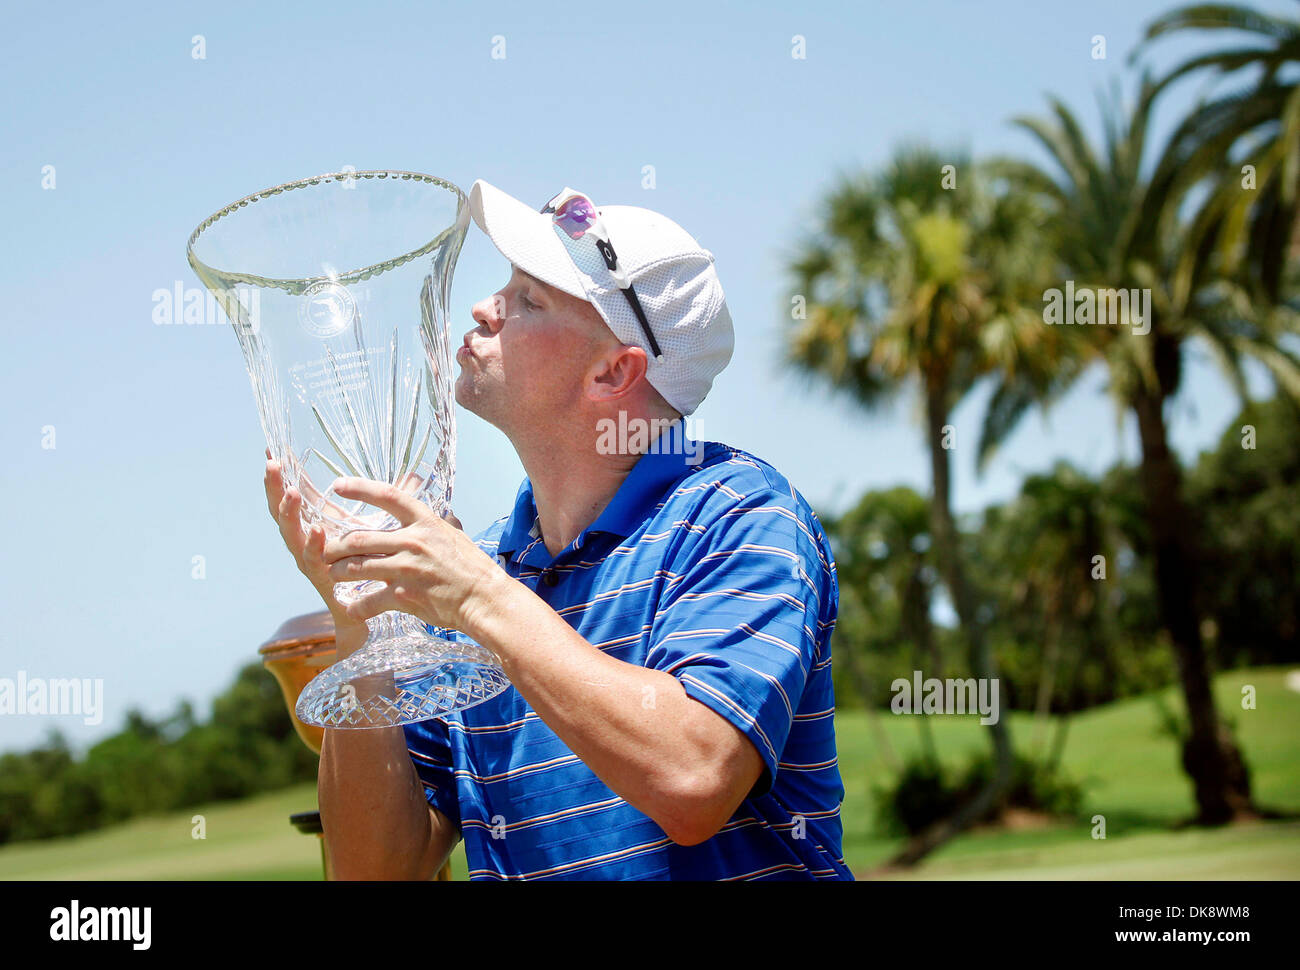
469;180;588;300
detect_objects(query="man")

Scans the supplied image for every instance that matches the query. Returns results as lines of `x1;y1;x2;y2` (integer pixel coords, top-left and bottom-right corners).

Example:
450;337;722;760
264;180;851;880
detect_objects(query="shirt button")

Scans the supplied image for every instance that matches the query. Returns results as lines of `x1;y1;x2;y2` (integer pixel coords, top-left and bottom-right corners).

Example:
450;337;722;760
542;569;559;587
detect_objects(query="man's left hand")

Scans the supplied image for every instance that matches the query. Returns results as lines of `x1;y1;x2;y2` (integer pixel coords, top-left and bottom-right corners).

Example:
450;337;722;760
322;477;500;630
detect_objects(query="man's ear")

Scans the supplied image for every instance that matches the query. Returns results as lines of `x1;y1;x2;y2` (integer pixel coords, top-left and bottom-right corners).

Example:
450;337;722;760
586;344;648;403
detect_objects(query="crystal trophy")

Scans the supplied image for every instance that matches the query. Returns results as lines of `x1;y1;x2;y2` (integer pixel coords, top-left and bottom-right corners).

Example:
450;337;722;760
187;170;510;727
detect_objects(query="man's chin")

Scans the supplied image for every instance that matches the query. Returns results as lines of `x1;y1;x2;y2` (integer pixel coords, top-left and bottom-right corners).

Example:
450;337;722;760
452;381;473;413
453;375;493;420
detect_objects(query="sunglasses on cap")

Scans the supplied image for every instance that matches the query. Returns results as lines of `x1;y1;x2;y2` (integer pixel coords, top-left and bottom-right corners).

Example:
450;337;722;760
540;189;664;361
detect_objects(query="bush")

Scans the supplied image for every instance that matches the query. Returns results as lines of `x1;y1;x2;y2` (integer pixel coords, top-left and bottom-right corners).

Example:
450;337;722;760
873;749;1089;837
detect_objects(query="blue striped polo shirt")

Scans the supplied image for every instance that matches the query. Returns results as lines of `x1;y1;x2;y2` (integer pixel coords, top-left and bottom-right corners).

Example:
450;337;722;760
403;435;851;880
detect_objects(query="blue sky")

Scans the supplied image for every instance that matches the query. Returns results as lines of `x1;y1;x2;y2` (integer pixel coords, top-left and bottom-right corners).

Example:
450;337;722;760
0;0;1284;752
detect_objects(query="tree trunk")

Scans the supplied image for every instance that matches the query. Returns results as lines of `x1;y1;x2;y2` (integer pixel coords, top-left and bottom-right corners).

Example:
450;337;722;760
1131;386;1253;824
883;384;1015;868
1047;619;1089;773
1046;629;1087;773
1031;613;1061;757
904;567;941;769
1046;712;1071;774
1050;519;1103;771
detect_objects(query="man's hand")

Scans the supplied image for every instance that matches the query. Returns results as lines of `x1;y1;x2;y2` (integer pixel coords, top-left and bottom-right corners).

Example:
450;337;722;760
263;450;368;638
319;476;501;631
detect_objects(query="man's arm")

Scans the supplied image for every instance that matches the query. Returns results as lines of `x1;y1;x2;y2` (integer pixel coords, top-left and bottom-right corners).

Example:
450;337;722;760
321;477;782;848
263;458;458;879
460;577;764;847
316;622;461;879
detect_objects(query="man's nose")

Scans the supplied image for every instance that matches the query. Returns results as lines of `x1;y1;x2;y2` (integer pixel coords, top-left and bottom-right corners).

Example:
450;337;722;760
470;294;505;335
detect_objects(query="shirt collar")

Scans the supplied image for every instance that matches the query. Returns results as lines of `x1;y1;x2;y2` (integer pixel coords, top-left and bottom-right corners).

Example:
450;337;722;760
496;438;700;557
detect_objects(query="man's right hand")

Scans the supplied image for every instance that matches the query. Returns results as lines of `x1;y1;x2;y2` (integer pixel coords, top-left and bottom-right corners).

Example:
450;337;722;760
263;451;468;637
265;450;464;879
263;450;367;639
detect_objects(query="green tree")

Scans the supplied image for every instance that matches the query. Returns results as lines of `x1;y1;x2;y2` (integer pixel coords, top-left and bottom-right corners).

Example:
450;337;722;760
0;665;316;845
823;486;940;770
1141;2;1300;307
978;463;1118;769
784;145;1067;863
1186;396;1300;663
1010;70;1300;822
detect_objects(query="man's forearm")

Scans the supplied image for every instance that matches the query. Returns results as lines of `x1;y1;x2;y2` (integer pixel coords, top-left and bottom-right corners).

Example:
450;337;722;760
460;576;747;845
317;620;448;879
318;724;446;879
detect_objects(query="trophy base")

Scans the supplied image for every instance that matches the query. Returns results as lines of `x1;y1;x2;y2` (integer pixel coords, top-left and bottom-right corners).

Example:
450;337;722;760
295;618;510;728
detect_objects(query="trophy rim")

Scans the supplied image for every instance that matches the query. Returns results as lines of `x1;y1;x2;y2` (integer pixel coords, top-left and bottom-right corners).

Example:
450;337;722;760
185;169;469;291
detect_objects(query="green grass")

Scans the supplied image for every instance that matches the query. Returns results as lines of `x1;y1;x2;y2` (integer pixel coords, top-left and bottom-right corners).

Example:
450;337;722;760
1;666;1296;880
871;820;1300;879
837;664;1300;877
0;783;472;882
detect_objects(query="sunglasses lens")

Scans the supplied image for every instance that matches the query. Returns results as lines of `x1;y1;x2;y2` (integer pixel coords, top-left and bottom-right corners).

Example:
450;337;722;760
553;195;597;239
545;190;660;357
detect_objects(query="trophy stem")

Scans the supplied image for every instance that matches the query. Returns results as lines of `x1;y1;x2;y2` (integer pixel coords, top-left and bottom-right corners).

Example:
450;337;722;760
368;608;415;645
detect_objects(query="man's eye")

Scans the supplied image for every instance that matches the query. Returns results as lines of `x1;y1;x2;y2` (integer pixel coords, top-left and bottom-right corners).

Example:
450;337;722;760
520;296;537;311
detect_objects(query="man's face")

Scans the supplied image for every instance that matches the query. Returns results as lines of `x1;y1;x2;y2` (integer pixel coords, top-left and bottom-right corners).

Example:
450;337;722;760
455;265;615;432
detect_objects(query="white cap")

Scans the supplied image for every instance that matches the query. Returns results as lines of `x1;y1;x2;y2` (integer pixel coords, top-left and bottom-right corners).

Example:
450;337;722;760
468;179;734;416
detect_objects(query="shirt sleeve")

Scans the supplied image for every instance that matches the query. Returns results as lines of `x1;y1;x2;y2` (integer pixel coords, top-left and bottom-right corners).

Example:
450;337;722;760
403;713;461;829
645;489;831;799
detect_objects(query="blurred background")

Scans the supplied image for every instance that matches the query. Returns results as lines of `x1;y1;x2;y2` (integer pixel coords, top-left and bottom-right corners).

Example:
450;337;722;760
0;0;1296;879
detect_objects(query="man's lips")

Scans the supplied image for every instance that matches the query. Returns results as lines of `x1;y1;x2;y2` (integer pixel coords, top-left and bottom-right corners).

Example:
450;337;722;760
458;337;476;360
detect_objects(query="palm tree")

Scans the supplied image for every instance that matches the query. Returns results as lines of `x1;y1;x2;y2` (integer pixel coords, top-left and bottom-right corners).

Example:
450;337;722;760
1139;2;1300;307
784;145;1069;863
1009;71;1300;823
